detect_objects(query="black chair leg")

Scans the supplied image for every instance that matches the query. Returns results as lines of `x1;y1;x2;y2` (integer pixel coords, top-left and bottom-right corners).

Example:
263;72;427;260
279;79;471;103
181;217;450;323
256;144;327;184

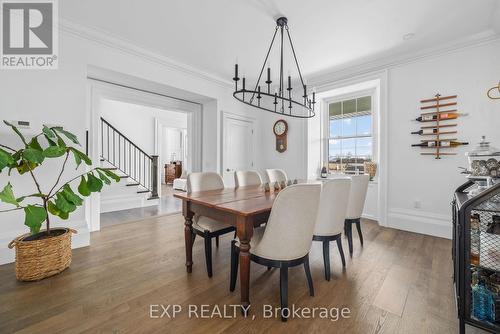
345;221;353;256
303;255;314;296
322;240;331;281
355;219;364;245
336;236;346;267
280;266;289;322
216;236;220;248
229;240;238;291
204;236;213;278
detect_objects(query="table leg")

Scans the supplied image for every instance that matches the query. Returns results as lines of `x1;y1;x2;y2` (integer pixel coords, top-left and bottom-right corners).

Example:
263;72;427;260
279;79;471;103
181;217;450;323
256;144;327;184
183;201;194;273
236;215;254;308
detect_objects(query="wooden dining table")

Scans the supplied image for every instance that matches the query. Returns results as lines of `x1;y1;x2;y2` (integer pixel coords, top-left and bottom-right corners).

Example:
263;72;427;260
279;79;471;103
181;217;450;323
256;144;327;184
174;184;283;308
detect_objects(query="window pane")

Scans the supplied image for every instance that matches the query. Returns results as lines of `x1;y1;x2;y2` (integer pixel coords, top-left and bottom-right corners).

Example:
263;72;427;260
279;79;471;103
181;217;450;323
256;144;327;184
340;138;356;158
342;118;356;137
329;102;341;118
357;96;371;112
356;137;373;159
342;99;356;115
328;139;342;171
356;115;372;136
329;119;342;138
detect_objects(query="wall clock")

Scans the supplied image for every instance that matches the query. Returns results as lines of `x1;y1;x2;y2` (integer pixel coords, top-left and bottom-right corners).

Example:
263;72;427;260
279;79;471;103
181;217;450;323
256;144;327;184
273;119;288;153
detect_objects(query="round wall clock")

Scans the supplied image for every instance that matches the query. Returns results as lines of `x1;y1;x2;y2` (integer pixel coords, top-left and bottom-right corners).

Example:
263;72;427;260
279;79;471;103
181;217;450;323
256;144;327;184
273;119;288;153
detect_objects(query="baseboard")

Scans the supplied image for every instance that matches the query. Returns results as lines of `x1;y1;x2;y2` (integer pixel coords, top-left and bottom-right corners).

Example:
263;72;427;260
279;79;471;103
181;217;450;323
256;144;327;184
362;213;379;221
101;194;159;213
387;208;451;239
0;220;90;266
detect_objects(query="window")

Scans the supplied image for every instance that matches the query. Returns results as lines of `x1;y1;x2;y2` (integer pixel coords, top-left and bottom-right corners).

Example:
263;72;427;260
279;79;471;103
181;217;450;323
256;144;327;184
328;95;373;174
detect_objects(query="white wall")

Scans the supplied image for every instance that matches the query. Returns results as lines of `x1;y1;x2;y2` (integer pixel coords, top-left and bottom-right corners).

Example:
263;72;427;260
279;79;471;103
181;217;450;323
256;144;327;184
263;39;500;238
0;24;252;264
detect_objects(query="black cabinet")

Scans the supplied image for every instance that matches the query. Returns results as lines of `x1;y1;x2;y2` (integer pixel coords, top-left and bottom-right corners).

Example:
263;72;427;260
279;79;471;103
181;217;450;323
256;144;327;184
453;180;500;333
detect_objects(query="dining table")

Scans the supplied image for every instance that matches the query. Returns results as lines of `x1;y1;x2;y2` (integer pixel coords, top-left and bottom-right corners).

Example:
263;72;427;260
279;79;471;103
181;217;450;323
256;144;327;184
174;183;314;308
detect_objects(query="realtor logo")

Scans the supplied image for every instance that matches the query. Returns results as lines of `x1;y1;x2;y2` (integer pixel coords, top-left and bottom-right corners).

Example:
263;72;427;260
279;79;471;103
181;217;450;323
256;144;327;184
1;0;58;69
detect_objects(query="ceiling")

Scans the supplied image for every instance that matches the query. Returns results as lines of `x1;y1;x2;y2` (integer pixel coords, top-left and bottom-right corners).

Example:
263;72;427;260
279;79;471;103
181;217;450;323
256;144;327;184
61;0;499;84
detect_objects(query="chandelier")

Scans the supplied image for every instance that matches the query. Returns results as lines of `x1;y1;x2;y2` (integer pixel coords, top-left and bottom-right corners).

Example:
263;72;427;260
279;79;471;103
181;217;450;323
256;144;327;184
232;17;315;118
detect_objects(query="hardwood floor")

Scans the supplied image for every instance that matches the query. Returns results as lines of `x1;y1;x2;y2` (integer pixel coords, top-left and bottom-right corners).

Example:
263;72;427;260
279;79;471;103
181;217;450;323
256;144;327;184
0;215;459;333
100;184;182;226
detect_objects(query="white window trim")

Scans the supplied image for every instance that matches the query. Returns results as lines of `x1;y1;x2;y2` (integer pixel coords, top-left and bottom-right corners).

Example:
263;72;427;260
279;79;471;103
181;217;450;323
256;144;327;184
322;88;378;174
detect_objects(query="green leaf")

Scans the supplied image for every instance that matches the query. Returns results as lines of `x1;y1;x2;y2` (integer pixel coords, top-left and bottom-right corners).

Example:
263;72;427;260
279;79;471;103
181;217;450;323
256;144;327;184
28;137;42;151
97;168;121;182
0;183;19;206
53;127;80;145
43;146;67;158
61;184;83;206
4;120;27;145
24;205;47;234
23;148;44;164
42;125;55;138
86;173;103;192
77;176;91;196
96;169;111;185
48;200;68;220
44;134;57;147
55;134;66;148
0;148;14;171
55;193;76;213
16;160;38;175
69;147;91;169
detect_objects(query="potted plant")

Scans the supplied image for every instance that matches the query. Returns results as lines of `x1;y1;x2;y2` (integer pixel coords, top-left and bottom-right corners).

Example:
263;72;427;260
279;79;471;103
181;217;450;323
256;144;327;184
0;121;119;281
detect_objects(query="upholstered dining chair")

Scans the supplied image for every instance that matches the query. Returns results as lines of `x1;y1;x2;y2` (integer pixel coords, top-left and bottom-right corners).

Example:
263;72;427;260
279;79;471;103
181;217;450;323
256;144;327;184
234;170;262;187
187;172;235;277
344;174;370;256
313;178;351;281
230;184;321;321
266;169;288;184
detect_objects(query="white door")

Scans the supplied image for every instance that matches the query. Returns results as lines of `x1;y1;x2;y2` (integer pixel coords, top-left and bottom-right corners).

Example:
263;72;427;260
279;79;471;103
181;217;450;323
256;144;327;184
223;115;254;186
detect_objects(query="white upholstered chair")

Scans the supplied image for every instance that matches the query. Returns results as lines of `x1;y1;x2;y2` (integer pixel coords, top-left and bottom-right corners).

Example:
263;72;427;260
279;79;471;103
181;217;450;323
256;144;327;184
266;169;288;184
234;170;262;187
344;174;370;255
186;172;235;277
230;184;321;321
173;170;188;191
313;178;351;280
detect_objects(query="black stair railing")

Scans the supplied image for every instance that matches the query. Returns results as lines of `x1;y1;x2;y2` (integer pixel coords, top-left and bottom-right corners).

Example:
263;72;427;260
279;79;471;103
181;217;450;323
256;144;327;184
100;117;158;199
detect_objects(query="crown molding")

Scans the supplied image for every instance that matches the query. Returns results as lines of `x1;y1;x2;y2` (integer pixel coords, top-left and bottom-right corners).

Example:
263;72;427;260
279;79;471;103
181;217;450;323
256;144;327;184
307;30;500;87
59;18;233;88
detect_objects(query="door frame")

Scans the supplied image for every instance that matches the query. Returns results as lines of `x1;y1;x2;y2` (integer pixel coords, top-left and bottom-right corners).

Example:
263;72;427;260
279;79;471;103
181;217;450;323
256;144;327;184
221;111;256;184
86;79;202;232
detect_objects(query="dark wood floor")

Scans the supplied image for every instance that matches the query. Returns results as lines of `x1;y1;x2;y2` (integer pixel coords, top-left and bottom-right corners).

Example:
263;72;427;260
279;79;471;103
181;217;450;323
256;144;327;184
0;215;459;333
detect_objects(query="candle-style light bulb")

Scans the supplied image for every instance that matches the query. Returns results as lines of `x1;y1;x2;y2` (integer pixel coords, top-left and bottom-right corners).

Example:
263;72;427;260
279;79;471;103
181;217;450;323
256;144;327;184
287;76;291;90
303;84;307;98
267;67;271;82
242;77;246;91
234;64;238;78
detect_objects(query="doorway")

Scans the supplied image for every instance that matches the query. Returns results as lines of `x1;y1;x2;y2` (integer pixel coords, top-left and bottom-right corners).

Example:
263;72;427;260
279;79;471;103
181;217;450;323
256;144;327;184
222;112;256;186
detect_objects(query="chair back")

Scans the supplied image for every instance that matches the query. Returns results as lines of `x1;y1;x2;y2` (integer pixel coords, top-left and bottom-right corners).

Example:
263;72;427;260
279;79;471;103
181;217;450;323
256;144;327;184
345;174;370;219
187;172;224;193
313;179;351;236
234;170;262;187
252;184;321;261
266;169;288;183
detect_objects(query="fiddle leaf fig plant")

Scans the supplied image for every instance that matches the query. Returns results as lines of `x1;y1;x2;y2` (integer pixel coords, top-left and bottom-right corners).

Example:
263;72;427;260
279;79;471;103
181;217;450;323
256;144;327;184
0;121;120;235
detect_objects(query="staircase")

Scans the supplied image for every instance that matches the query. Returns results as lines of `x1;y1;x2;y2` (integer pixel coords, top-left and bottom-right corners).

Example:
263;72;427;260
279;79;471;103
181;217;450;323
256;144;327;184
99;117;159;212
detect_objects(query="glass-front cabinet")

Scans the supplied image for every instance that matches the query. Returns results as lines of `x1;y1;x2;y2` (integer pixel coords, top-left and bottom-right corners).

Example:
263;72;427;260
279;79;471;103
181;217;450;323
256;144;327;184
454;180;500;333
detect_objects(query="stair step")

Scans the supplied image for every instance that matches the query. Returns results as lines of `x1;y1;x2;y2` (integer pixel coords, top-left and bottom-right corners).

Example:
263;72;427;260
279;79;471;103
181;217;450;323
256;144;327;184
119;175;129;179
137;190;150;194
126;183;140;187
100;158;105;162
101;167;118;171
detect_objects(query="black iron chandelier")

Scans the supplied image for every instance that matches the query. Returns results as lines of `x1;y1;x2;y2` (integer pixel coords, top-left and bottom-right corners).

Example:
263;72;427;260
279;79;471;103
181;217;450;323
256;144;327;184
233;17;315;118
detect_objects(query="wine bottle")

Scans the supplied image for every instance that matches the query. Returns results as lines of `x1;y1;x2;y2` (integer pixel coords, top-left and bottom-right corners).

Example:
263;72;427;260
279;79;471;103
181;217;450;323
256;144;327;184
411;128;438;135
415;113;460;122
412;141;469;147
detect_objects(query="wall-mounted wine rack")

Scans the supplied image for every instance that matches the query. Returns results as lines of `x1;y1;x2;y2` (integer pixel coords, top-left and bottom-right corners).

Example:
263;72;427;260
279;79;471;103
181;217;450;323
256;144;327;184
413;93;468;159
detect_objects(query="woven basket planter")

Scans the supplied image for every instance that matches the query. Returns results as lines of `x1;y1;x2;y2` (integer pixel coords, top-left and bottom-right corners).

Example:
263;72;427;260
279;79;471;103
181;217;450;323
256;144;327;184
8;228;77;281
